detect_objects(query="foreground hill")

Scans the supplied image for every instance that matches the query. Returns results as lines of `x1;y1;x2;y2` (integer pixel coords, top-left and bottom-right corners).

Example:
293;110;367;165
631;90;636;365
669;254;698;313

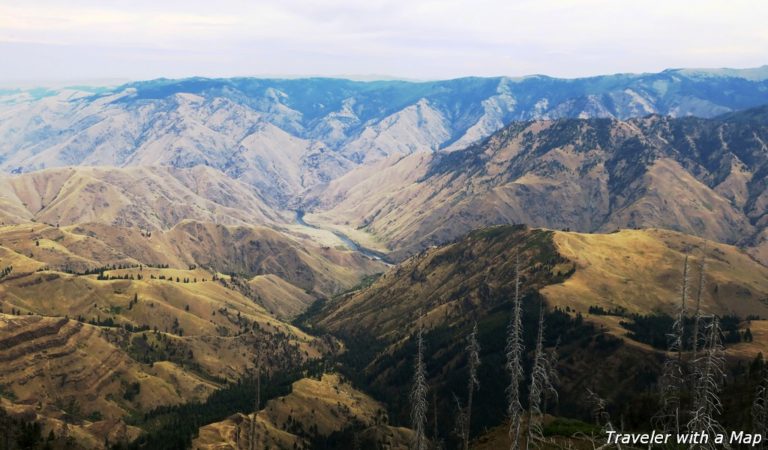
305;225;768;445
193;374;412;450
0;219;383;447
0;220;385;301
310;106;768;261
314;226;768;346
0;314;212;447
2;68;768;206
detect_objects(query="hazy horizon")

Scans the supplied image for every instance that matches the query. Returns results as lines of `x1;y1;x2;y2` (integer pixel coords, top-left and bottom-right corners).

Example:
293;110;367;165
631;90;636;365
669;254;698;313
2;64;768;90
2;0;767;84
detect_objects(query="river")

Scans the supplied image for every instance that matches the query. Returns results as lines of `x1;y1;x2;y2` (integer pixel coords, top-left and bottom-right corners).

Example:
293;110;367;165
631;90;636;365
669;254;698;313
295;210;390;263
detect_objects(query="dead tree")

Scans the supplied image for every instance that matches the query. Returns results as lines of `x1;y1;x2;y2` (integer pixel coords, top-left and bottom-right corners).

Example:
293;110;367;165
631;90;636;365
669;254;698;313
411;328;429;450
463;322;481;450
752;369;768;450
687;316;728;450
585;389;622;450
691;257;706;366
506;251;525;450
654;255;689;435
526;304;557;450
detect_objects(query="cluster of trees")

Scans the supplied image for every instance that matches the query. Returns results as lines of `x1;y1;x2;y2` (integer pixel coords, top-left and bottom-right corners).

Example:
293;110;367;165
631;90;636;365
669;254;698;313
148;275;205;283
0;265;12;279
583;256;768;449
620;313;751;349
0;407;77;450
404;253;768;449
409;253;559;450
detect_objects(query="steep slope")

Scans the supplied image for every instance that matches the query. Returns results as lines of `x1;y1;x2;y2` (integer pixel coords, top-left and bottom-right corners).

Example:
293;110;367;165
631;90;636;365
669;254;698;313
312;107;768;261
0;223;346;447
314;226;768;344
3;68;768;207
247;275;316;320
0;165;283;229
193;374;412;450
0;314;212;447
307;225;768;445
543;229;768;318
0;221;385;299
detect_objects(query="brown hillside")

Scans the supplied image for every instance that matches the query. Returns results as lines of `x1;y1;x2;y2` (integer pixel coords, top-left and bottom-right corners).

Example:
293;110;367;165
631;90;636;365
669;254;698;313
193;373;411;450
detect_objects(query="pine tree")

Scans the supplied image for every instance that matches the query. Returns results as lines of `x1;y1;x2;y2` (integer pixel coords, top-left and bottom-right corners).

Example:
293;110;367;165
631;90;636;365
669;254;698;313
506;252;525;450
410;328;429;450
687;316;727;450
463;322;481;450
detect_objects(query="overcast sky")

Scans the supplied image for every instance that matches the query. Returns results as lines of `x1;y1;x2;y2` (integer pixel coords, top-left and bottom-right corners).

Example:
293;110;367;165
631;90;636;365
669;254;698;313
1;0;767;85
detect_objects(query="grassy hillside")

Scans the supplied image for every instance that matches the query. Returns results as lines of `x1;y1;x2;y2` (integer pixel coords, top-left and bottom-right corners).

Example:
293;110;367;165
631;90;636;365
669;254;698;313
193;373;412;450
0;221;385;300
309;108;768;262
304;225;768;448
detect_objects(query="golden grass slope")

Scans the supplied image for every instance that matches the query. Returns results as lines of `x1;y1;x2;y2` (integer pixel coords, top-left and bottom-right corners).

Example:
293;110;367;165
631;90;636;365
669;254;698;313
193;373;412;450
0;314;215;437
315;226;561;344
316;226;768;353
543;228;768;318
0;268;327;378
0;165;284;229
0;220;385;298
248;274;315;320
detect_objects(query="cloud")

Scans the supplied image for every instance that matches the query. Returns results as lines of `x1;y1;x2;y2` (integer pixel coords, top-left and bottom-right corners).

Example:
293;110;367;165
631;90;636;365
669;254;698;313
0;0;766;82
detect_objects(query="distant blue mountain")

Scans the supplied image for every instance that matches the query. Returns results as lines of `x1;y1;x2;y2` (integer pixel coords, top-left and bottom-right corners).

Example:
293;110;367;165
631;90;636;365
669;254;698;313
1;66;767;206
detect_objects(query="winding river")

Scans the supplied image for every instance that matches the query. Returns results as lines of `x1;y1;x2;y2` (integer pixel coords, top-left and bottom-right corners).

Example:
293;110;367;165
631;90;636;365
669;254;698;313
295;210;391;263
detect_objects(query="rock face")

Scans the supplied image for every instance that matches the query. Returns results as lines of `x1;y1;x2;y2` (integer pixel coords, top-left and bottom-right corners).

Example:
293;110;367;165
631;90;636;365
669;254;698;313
2;68;768;207
313;106;768;261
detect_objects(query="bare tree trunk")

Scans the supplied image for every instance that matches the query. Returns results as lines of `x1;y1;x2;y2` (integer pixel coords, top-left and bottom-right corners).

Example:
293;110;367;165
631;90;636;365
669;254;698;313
691;257;705;363
526;303;556;450
687;316;727;450
752;370;768;450
250;340;262;450
654;255;689;435
690;257;706;409
506;251;525;450
464;322;481;450
411;328;429;450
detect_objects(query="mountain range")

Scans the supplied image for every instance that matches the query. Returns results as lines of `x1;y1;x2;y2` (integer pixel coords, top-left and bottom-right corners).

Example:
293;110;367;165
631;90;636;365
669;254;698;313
311;106;768;262
2;66;768;210
2;66;768;449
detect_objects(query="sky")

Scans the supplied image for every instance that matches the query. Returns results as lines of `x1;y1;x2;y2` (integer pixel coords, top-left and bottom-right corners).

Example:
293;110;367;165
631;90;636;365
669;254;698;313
1;0;767;85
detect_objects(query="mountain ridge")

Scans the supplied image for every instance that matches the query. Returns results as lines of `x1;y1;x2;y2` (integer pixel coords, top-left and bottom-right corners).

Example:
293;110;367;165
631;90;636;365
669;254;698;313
3;67;768;210
309;105;768;262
